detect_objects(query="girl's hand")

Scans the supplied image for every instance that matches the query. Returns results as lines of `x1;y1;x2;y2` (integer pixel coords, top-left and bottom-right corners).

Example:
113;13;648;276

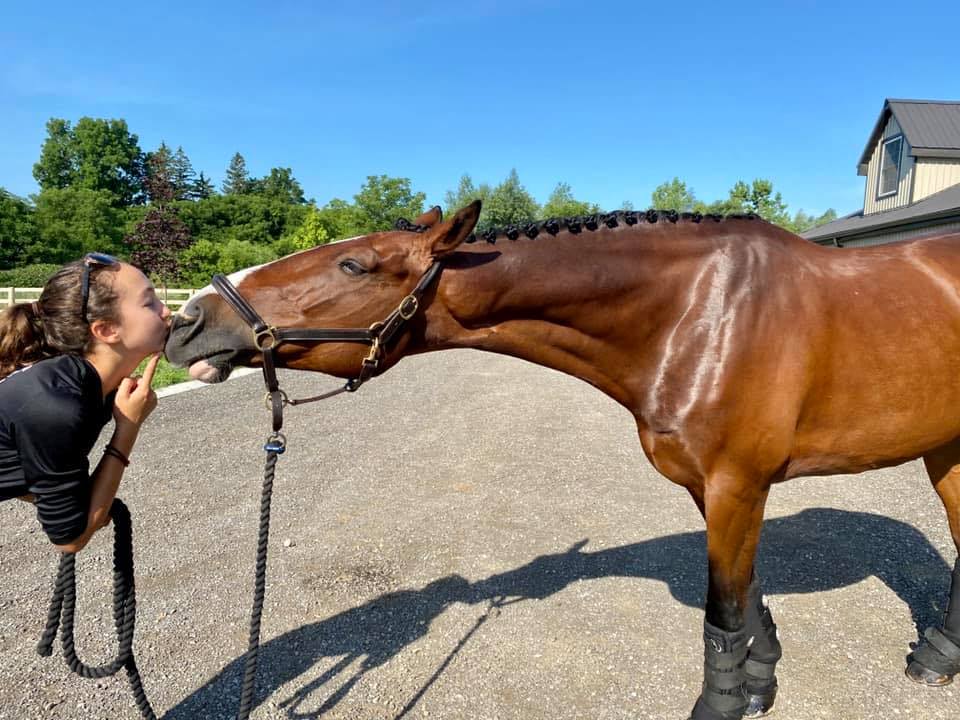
113;353;160;430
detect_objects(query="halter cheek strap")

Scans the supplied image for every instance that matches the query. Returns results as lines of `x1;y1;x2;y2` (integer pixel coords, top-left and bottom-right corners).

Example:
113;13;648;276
211;259;444;433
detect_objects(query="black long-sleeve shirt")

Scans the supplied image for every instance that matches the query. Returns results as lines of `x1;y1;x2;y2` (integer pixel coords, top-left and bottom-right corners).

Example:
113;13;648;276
0;355;115;544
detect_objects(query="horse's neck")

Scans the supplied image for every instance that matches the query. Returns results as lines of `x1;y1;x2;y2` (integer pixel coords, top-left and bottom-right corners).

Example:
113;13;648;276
426;229;717;406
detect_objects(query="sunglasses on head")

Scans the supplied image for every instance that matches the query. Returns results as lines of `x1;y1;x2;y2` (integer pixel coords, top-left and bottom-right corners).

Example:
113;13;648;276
80;253;120;324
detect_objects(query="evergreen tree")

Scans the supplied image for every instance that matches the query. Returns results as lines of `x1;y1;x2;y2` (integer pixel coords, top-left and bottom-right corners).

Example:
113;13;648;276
171;146;196;200
222;152;251;195
190;171;216;200
144;143;175;205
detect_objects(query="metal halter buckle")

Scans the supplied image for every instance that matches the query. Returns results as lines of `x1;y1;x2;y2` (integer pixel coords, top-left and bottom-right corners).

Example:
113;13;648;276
398;294;419;320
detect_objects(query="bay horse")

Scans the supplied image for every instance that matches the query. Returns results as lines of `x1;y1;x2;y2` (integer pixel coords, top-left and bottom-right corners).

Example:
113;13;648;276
165;200;960;719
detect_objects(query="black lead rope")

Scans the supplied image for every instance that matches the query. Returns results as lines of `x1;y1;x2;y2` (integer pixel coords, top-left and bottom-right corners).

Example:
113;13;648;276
37;498;157;720
236;432;284;720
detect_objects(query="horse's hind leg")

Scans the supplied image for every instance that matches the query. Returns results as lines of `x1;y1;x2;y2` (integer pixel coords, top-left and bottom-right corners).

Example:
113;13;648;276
742;573;782;717
907;439;960;685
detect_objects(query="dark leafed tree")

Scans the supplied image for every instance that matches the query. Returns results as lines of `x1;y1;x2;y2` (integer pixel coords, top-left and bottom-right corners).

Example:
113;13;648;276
125;148;192;285
222;152;251;195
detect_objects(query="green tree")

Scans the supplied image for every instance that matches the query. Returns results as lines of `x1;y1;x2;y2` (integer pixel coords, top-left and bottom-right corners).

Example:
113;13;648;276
144;143;175;204
273;204;330;256
484;169;539;229
314;198;366;240
651;178;698;212
707;179;790;226
353;175;426;232
178;237;276;287
444;174;492;223
32;119;74;191
33;187;127;261
250;167;306;204
190;171;216;200
540;182;600;219
222;152;251;195
33;117;145;206
176;193;304;246
0;189;38;269
171;146;196;201
787;208;838;234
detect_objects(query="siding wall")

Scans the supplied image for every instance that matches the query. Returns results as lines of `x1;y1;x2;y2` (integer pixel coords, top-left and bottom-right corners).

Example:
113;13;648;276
914;159;960;202
863;116;915;215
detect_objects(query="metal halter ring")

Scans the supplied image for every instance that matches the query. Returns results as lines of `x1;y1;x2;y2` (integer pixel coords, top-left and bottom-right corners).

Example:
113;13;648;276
398;295;419;320
263;389;290;411
254;326;279;351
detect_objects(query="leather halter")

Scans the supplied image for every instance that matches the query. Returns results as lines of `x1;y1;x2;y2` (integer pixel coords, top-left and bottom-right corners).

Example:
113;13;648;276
211;260;443;432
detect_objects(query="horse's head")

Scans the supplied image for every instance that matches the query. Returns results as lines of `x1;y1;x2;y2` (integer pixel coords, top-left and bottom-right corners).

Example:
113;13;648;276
165;201;481;383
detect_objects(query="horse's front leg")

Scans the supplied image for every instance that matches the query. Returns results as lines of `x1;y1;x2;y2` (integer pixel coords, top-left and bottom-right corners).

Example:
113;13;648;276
687;471;771;720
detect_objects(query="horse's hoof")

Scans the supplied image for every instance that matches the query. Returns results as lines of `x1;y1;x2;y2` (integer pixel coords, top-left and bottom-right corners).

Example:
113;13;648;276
905;660;954;687
744;687;777;717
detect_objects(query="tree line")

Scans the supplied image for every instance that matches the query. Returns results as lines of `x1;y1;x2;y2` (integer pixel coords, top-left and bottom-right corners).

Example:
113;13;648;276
0;117;836;287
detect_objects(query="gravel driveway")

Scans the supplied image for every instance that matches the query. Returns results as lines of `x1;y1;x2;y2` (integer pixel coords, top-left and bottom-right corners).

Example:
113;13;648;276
1;349;958;719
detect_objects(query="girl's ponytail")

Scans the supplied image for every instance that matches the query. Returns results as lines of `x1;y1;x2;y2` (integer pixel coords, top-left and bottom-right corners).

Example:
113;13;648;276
0;301;49;379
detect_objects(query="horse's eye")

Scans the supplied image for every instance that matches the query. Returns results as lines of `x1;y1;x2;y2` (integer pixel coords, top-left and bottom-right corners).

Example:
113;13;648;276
339;259;367;276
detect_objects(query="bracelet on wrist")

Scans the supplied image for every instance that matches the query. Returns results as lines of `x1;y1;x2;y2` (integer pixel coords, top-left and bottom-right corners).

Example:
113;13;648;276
103;443;130;467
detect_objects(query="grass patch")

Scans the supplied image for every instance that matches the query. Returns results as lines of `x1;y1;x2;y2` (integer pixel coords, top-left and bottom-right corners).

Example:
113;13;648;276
137;356;191;389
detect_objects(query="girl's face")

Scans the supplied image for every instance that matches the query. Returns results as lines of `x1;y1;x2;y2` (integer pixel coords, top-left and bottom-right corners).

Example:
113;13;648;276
110;263;172;357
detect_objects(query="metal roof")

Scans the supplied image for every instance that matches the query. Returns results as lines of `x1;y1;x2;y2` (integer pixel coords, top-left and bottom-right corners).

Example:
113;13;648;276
800;182;960;242
858;99;960;171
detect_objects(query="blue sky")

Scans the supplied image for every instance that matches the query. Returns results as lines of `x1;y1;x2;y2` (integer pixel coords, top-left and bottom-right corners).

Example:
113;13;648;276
2;1;959;217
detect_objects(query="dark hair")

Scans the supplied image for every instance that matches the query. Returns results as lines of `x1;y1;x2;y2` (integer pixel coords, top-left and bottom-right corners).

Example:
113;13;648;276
0;260;121;379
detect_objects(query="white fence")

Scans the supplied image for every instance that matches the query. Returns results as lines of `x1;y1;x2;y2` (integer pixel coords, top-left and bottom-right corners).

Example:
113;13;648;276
0;287;198;311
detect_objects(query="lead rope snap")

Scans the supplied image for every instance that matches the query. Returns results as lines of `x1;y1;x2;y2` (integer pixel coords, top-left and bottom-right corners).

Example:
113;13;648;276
264;433;286;454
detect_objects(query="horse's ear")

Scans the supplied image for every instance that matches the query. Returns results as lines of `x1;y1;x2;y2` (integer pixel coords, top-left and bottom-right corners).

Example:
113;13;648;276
412;205;443;228
427;200;481;258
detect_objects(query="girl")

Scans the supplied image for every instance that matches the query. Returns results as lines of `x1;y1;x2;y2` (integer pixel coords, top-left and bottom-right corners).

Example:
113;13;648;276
0;254;171;553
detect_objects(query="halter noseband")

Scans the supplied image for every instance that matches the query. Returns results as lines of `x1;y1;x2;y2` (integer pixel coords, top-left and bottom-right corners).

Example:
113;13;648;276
211;259;444;433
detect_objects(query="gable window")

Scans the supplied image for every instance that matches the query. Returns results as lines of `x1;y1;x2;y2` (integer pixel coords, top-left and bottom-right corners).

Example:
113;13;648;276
878;135;903;198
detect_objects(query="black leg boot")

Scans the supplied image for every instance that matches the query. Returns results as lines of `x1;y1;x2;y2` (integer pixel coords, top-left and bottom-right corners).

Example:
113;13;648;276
907;557;960;686
742;575;782;717
688;621;749;720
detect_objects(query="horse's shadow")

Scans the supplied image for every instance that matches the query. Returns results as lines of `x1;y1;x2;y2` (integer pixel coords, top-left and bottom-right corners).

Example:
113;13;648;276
162;507;952;719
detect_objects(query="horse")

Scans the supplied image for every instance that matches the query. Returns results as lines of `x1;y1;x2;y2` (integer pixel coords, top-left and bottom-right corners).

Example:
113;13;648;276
165;200;960;719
